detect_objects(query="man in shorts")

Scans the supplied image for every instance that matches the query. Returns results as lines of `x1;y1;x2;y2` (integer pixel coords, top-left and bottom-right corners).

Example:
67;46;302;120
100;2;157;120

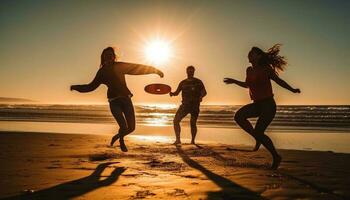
170;66;207;145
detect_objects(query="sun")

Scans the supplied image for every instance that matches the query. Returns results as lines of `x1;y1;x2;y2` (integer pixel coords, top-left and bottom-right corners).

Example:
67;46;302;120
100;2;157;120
144;39;172;65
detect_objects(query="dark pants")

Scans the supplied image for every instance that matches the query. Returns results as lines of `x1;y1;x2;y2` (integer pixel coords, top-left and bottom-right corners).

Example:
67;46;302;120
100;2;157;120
173;103;200;142
234;97;276;135
109;97;135;137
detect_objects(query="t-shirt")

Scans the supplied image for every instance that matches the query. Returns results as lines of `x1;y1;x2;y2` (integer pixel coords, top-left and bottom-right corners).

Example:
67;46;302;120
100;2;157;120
176;78;206;105
245;66;274;101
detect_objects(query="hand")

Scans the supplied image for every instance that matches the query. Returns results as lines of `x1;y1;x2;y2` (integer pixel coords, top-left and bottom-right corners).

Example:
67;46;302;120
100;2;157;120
292;88;301;93
157;70;164;78
223;78;235;84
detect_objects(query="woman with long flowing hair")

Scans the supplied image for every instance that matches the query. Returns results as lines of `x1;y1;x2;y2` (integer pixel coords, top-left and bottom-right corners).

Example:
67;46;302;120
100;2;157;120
71;47;164;152
224;44;300;169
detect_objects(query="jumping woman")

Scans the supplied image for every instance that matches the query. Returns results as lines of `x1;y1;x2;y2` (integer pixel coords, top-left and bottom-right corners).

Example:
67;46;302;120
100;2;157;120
224;44;300;169
71;47;164;152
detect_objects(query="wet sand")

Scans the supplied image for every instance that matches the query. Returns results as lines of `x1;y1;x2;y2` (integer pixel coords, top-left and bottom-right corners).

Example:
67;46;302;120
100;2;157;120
0;131;349;199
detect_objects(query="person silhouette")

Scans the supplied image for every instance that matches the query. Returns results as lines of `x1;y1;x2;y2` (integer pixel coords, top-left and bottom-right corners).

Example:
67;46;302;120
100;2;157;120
71;47;164;152
224;44;300;169
170;66;207;145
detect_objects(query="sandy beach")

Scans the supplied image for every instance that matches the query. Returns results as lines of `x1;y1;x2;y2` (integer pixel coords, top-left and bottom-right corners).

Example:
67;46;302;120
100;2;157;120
0;131;349;200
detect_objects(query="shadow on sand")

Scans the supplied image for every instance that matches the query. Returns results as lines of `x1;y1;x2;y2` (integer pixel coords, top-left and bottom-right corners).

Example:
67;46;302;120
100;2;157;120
4;162;125;200
194;144;233;161
195;144;269;169
176;145;265;200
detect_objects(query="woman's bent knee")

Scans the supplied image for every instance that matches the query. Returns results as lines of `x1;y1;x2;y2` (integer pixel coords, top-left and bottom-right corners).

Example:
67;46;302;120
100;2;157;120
119;127;128;134
128;126;135;133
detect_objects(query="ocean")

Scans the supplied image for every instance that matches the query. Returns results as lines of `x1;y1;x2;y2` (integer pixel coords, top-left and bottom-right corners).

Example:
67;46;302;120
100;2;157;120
0;104;349;131
1;104;349;153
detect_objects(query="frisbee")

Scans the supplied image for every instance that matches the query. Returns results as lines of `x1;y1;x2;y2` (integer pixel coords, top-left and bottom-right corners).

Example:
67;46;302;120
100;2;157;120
144;83;171;95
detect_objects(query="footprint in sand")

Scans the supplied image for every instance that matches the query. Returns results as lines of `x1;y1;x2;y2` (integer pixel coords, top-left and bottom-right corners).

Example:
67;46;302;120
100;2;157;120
47;161;62;169
46;165;62;169
181;174;199;179
48;143;60;147
122;173;142;178
88;152;117;161
143;159;185;171
95;144;111;148
130;190;156;199
167;188;188;197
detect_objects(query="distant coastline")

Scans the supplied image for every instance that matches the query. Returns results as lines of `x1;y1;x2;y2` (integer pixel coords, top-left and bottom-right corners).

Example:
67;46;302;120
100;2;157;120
0;97;35;103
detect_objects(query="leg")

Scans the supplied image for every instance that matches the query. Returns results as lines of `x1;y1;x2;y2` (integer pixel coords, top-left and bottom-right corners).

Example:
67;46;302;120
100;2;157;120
118;97;136;152
190;105;200;144
121;97;136;136
109;100;128;147
234;103;261;150
254;99;280;169
173;105;189;145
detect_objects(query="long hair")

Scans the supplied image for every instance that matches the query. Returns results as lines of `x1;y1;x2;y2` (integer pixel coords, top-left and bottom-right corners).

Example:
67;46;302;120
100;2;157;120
100;47;116;68
251;44;287;73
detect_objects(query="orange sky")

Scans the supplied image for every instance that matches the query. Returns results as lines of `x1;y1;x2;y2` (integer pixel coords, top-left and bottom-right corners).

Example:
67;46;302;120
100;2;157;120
0;1;349;105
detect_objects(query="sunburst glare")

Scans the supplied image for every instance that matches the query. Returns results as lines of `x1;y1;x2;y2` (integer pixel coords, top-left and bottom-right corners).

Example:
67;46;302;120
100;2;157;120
144;39;172;65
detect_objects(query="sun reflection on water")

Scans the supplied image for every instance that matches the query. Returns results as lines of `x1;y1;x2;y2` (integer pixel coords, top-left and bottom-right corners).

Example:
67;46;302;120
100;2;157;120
143;115;171;127
138;104;177;110
137;104;176;127
130;135;172;143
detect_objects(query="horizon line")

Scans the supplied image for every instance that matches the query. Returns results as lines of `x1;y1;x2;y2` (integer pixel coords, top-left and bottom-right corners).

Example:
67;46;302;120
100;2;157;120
0;102;349;106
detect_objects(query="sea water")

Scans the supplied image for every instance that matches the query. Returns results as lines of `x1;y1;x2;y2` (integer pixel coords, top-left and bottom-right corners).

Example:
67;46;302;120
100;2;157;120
0;104;349;152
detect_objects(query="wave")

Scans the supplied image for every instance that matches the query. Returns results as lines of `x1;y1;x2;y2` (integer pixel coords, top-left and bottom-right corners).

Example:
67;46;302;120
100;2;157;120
0;104;349;131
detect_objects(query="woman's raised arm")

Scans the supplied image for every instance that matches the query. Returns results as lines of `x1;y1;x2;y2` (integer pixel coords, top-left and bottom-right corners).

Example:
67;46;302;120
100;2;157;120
268;69;300;93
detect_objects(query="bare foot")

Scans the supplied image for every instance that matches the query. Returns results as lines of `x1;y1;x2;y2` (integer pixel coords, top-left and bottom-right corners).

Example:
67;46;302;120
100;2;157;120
119;139;128;152
173;141;181;145
110;133;120;147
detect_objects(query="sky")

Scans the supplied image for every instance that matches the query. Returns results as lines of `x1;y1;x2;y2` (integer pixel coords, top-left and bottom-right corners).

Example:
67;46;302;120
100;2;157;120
0;0;349;105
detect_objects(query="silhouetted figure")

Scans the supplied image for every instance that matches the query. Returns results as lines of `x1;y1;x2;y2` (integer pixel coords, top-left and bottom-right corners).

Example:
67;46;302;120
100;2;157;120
224;44;300;169
71;47;164;152
170;66;207;145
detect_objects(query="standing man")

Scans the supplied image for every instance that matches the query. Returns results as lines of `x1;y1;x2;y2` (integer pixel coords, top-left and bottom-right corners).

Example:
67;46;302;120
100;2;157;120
170;66;207;145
